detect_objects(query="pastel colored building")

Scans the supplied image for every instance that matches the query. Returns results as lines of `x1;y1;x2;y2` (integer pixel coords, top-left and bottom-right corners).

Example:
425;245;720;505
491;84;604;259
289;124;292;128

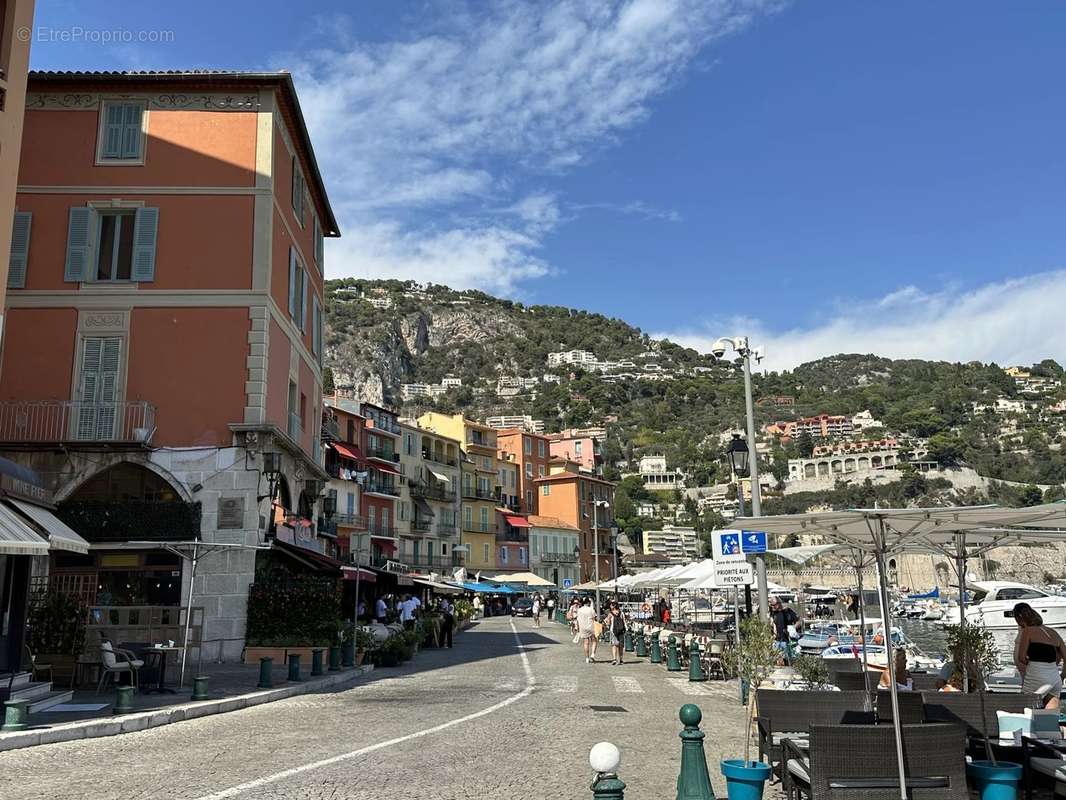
496;428;550;513
534;459;615;583
0;71;337;659
547;429;603;475
527;515;580;588
397;420;462;574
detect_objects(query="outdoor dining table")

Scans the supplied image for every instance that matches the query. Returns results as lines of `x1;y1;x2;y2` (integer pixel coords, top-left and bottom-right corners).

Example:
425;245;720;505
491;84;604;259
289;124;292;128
142;646;184;694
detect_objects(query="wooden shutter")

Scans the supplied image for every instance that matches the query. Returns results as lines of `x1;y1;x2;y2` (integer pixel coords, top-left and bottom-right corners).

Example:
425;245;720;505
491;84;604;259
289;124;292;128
312;295;322;357
64;207;96;282
288;249;297;318
121;104;144;159
300;269;309;333
8;211;32;288
77;337;121;439
101;103;125;159
131;207;159;281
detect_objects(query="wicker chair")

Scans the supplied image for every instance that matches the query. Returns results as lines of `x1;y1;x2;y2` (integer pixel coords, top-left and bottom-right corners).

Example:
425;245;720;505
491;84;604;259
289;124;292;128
782;723;968;800
826;658;864;674
833;671;877;691
873;690;926;724
921;692;1040;738
910;672;943;692
755;689;875;769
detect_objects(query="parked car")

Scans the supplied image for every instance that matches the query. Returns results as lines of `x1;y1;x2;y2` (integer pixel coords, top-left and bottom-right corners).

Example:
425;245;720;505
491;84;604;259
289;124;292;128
511;597;534;617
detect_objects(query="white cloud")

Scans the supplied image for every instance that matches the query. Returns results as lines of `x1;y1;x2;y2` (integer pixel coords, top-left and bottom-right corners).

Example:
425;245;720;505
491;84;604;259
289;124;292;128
282;0;778;290
658;271;1066;371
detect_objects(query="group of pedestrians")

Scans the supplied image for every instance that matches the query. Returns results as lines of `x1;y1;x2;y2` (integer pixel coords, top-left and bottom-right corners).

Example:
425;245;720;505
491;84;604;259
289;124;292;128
567;597;628;665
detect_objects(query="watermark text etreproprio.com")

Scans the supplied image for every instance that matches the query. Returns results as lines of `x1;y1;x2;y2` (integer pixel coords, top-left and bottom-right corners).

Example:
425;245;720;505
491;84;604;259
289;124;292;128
17;26;176;45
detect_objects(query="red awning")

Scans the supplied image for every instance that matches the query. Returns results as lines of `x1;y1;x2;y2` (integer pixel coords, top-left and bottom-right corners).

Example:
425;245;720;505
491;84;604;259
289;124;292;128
332;443;363;461
370;461;399;475
502;513;531;528
341;566;377;583
372;537;397;551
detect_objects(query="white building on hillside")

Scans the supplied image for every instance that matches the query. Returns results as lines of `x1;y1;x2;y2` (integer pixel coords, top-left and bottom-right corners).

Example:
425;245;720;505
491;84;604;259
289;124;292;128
548;350;598;367
643;525;700;563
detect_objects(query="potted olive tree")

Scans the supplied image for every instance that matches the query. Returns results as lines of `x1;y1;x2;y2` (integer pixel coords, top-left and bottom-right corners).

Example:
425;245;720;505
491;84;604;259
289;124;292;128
721;616;776;800
793;655;831;690
949;624;1023;800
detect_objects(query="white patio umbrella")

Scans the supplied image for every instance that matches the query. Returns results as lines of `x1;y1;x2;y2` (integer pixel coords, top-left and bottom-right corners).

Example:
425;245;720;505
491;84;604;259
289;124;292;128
738;503;1066;800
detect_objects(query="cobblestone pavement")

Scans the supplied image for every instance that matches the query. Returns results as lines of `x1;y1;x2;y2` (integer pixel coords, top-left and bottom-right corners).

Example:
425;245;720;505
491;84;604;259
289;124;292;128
0;618;764;800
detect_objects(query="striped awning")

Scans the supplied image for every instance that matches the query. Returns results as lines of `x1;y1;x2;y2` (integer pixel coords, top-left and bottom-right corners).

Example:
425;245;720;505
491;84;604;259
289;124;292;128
0;502;48;556
9;500;90;554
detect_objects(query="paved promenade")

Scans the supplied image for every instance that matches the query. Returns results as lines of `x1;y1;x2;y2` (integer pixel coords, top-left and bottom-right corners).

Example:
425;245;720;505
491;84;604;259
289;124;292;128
0;617;760;800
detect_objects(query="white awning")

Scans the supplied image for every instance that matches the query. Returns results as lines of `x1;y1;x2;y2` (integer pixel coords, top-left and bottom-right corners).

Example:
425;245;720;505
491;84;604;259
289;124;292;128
9;500;90;554
0;502;48;556
429;469;451;484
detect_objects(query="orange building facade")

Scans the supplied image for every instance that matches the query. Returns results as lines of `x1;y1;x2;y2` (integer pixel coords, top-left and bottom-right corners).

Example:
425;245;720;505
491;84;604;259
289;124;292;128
533;460;615;583
0;71;338;658
496;428;551;514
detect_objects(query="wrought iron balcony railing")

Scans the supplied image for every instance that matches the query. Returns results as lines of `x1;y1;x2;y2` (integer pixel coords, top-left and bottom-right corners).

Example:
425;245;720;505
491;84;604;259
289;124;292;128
0;400;156;445
410;482;457;503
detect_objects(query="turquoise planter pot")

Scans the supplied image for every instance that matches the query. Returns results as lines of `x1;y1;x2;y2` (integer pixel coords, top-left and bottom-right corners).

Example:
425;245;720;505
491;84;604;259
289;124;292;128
967;761;1022;800
721;759;771;800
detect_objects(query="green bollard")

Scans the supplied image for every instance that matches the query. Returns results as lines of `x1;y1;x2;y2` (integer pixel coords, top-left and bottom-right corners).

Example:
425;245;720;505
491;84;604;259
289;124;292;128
688;639;707;682
311;648;324;676
650;633;662;664
590;742;626;800
257;656;273;689
113;685;135;714
666;636;682;672
624;629;634;652
287;653;302;682
192;675;210;700
2;700;29;731
635;631;647;658
328;645;341;671
676;704;715;800
342;642;355;668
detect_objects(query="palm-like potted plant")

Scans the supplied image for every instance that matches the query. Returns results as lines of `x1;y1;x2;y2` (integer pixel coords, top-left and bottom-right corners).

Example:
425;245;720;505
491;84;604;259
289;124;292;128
353;628;376;666
721;615;776;800
948;624;1024;799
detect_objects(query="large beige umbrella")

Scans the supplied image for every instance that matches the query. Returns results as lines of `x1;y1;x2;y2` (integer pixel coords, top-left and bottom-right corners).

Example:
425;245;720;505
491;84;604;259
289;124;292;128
487;572;555;587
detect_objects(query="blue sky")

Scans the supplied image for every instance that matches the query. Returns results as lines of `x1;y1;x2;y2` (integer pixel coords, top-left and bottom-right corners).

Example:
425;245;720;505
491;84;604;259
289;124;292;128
28;1;1066;368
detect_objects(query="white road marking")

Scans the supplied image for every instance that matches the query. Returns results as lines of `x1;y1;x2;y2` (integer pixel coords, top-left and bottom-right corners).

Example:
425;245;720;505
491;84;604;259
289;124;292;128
611;676;644;693
667;677;715;696
550;675;577;693
192;621;535;800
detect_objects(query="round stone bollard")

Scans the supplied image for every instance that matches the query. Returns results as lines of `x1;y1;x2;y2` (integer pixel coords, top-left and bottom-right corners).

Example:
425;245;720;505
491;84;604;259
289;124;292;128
635;631;648;658
666;636;682;672
650;633;662;664
287;653;302;682
328;645;342;672
589;741;625;800
257;656;274;689
624;629;634;653
676;704;716;800
2;699;30;732
113;685;135;715
688;639;707;682
311;648;324;677
191;675;210;700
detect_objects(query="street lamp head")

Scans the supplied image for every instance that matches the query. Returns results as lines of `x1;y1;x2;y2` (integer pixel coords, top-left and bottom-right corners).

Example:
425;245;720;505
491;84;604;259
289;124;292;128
726;434;750;478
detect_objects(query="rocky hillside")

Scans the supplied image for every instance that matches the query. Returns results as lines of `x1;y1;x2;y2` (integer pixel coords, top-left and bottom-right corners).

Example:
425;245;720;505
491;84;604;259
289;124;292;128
323;278;1066;496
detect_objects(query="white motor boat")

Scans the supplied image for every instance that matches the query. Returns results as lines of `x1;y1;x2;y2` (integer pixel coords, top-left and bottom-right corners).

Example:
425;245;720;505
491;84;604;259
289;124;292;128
920;602;944;621
937;581;1066;630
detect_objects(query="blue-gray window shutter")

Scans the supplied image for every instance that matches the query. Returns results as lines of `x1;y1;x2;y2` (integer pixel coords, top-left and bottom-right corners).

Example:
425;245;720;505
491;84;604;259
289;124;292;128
101;103;125;159
131;207;159;281
121;104;143;159
64;207;96;282
8;211;32;288
288;249;297;318
300;269;309;333
312;295;322;358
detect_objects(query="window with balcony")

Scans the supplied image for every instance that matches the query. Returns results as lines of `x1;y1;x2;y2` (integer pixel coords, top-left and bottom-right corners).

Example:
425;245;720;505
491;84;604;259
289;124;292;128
538;465;545;477
288;249;309;331
519;548;526;565
479;507;489;532
287;381;299;441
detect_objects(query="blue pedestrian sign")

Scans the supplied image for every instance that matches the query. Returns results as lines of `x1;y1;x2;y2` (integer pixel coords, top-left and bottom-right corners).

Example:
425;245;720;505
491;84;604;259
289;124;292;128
713;530;744;562
562;578;573;588
720;532;740;555
741;530;767;554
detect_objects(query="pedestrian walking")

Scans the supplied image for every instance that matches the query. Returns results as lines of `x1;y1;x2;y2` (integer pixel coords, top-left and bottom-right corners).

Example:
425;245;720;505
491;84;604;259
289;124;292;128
768;596;801;664
374;595;387;624
400;594;416;629
439;597;454;648
532;594;542;628
607;602;627;666
472;595;483;619
575;597;598;663
546;594;556;620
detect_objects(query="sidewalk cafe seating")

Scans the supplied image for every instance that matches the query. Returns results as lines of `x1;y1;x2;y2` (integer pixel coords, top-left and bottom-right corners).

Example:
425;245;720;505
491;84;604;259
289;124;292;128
95;641;144;694
782;723;968;800
833;671;877;691
921;692;1040;755
1021;734;1066;800
873;690;926;724
755;689;875;771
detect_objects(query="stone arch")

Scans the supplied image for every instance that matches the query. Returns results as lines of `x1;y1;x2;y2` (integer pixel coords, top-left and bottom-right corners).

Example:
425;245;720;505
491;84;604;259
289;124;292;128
844;458;857;473
885;454;895;466
817;461;829;477
804;462;816;479
55;456;193;503
871;455;883;468
858;456;870;470
831;460;843;474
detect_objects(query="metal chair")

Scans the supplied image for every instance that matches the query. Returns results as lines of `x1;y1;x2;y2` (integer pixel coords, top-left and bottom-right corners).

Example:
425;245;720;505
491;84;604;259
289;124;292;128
703;639;727;680
95;640;144;694
23;645;53;683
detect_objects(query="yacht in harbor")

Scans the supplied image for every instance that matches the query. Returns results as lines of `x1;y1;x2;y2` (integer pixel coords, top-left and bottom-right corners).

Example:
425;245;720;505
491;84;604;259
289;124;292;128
938;581;1066;630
